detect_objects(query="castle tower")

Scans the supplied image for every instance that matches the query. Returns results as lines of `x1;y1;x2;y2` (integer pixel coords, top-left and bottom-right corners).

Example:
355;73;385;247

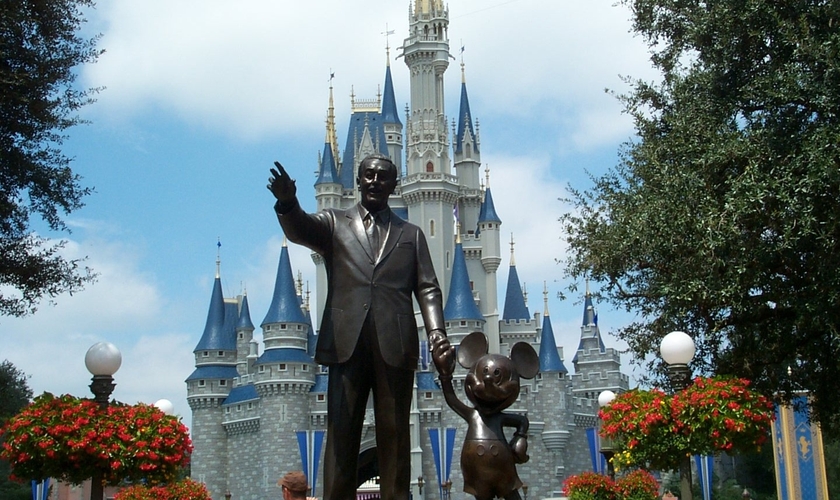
452;61;482;235
570;284;629;433
249;241;317;498
399;0;459;297
315;82;342;213
187;258;238;499
476;168;502;352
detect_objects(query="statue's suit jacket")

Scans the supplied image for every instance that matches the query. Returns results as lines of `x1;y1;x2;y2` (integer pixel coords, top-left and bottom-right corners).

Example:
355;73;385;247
276;200;445;371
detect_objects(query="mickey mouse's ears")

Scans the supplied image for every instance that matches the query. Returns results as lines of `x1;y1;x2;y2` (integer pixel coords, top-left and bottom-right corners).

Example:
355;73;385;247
457;331;488;369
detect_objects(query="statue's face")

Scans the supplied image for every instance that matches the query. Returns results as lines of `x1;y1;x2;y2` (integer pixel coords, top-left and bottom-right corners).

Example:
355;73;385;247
358;159;397;212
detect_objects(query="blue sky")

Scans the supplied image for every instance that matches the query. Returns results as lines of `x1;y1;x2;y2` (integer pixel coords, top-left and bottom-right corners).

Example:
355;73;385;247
2;0;657;426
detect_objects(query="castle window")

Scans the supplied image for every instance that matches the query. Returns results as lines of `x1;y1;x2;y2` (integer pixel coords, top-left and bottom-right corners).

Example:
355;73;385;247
317;394;326;402
238;332;244;339
259;365;265;373
225;407;230;414
219;380;227;386
237;404;242;412
426;161;434;172
279;363;287;371
302;365;309;372
297;325;302;330
218;351;224;356
198;380;205;387
202;351;209;357
460;321;466;327
280;323;287;329
265;325;271;331
429;220;435;236
248;402;254;410
424;392;433;400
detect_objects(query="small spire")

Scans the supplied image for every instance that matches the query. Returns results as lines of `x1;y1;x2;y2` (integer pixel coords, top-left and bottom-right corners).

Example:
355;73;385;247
485;165;490;188
543;281;550;316
509;233;516;266
216;238;222;278
455;222;462;244
382;23;395;64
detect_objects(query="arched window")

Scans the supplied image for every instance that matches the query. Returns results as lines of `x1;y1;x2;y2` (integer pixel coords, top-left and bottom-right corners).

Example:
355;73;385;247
430;220;436;236
426;161;434;172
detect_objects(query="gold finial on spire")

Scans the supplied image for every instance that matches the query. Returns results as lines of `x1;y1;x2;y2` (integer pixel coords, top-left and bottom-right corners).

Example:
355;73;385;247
509;233;516;267
282;236;288;247
585;278;591;297
456;222;461;244
305;281;311;311
543;281;550;316
485;164;491;189
325;71;339;166
460;41;466;83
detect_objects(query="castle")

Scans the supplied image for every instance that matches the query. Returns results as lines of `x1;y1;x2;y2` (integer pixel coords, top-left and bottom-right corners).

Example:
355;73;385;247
186;1;629;498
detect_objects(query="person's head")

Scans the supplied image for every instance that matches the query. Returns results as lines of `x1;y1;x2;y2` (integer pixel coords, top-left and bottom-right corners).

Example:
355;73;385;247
357;154;398;212
278;471;309;500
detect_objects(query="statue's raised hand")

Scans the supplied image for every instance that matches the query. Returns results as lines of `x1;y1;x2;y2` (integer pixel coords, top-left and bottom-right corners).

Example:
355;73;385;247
268;161;297;204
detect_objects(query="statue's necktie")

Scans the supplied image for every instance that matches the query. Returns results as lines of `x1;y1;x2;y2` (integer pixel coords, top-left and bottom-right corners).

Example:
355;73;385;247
365;213;381;257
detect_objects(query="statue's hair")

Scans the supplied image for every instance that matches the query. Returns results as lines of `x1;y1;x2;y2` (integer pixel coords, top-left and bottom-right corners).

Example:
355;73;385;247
357;154;397;180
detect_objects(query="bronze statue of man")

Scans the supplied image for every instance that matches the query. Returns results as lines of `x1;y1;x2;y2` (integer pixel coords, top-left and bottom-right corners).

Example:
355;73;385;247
268;154;455;500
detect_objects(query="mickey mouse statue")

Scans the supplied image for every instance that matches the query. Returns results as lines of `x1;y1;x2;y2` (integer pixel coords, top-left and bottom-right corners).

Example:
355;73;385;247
435;331;540;500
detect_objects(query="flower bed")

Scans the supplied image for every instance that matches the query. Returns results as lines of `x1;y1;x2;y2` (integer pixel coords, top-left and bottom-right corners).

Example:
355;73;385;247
1;393;192;485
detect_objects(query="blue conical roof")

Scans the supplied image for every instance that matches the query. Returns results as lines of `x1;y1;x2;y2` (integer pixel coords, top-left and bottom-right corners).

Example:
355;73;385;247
539;314;568;373
340;112;390;189
582;292;597;327
194;275;236;351
236;293;255;330
478;187;501;223
502;265;529;321
316;141;339;185
381;64;401;126
262;245;308;326
444;242;484;321
455;81;478;155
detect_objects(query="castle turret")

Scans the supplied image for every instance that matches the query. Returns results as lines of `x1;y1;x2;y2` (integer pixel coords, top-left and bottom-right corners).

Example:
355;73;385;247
443;232;485;344
477;167;502;351
453;61;482;236
187;258;238;498
315;82;342;212
235;292;255;376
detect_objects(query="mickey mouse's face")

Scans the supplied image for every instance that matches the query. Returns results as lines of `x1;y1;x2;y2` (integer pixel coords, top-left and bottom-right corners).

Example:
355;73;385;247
464;354;521;414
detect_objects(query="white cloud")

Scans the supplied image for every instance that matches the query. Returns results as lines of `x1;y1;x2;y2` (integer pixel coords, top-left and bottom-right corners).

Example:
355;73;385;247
83;0;655;148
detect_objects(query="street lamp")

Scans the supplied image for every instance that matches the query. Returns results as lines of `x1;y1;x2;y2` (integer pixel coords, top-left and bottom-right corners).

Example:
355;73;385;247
598;390;617;480
85;342;122;500
660;331;695;500
417;475;424;496
441;479;452;500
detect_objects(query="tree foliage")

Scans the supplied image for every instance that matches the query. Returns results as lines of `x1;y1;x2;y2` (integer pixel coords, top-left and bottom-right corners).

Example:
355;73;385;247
0;361;33;500
561;0;840;435
0;0;101;317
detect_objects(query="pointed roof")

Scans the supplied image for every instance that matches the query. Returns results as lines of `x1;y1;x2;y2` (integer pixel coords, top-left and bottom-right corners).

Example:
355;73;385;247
316;141;339;185
262;243;308;326
236;293;255;330
194;274;236;352
478;170;501;224
455;63;478;155
572;285;607;363
538;284;567;373
444;239;484;321
381;62;401;126
502;237;529;321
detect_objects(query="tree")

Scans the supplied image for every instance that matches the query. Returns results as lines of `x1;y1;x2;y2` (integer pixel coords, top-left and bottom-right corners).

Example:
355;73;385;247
0;361;34;500
561;0;840;435
0;0;101;317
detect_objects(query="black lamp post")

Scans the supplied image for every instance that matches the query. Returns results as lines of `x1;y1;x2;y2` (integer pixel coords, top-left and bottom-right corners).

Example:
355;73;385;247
417;475;424;496
597;390;617;480
660;331;696;500
84;342;122;500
